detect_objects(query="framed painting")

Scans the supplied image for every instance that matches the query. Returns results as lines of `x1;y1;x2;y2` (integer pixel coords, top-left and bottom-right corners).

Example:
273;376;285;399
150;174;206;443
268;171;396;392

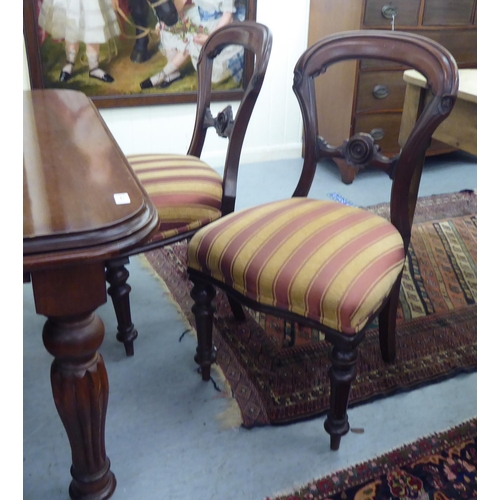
23;0;257;108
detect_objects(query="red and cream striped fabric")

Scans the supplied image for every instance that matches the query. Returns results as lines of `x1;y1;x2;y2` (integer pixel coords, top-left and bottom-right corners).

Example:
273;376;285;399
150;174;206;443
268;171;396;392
187;198;406;334
128;154;223;242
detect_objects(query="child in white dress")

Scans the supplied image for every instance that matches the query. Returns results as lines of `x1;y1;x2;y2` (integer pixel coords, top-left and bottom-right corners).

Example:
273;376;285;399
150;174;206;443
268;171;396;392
140;0;244;89
38;0;121;83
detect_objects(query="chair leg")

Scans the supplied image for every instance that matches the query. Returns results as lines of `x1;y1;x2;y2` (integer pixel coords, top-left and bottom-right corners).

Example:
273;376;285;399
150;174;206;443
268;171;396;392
227;295;246;321
105;258;138;357
190;278;217;381
324;341;359;451
378;274;402;363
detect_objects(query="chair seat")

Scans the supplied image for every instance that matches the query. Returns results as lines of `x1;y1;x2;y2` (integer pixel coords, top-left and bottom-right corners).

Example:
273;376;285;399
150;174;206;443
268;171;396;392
187;198;406;334
128;154;223;242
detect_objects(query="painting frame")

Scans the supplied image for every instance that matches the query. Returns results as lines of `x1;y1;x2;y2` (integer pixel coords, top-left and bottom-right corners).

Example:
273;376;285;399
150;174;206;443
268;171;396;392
23;0;257;109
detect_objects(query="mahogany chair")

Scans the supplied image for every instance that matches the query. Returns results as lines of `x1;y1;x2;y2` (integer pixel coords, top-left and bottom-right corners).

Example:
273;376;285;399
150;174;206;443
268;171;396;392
186;30;458;450
105;21;272;356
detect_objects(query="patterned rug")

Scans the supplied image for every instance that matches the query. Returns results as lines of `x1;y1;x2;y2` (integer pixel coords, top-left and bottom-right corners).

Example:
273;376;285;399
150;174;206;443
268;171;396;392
267;418;477;500
144;191;477;427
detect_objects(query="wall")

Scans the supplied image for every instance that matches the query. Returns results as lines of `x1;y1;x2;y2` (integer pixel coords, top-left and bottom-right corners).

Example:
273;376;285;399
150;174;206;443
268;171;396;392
23;2;310;168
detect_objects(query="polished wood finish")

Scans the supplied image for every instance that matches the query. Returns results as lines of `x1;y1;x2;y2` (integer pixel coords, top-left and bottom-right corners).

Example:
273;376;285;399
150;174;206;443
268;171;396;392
105;22;272;356
188;30;458;451
399;68;477;155
307;0;477;183
24;89;158;500
24;90;158;264
422;0;476;25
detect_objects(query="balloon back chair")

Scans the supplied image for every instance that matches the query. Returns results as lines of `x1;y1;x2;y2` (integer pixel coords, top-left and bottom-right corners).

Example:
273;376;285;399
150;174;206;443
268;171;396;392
186;30;458;450
105;21;272;356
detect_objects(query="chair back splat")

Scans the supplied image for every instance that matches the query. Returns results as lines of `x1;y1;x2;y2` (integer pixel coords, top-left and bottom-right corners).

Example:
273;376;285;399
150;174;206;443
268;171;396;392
105;21;272;357
186;30;458;452
188;22;273;215
293;30;458;249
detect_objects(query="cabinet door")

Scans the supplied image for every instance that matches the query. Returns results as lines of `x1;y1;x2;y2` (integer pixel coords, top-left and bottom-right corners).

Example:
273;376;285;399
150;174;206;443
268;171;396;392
422;0;476;25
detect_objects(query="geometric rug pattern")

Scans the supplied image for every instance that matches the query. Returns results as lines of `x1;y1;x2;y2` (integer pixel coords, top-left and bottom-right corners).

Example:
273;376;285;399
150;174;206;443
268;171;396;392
267;418;477;500
145;191;477;427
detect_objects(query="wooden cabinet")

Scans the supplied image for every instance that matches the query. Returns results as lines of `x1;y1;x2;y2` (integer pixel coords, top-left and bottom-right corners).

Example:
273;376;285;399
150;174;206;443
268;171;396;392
307;0;477;183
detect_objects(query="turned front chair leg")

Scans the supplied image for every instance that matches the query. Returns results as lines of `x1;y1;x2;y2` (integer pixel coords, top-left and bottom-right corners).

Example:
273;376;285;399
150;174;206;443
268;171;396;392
378;274;402;363
105;258;138;356
324;341;359;451
190;279;217;381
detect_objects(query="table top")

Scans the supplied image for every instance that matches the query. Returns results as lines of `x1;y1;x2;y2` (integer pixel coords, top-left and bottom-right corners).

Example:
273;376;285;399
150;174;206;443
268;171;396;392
403;68;477;104
24;89;158;268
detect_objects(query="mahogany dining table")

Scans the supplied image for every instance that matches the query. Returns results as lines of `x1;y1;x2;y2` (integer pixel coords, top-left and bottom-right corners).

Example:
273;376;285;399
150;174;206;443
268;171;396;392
23;89;158;499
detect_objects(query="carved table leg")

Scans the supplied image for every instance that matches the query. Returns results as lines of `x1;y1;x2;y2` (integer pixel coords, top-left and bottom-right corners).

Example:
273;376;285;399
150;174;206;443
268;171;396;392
324;342;359;451
42;313;116;500
30;263;116;499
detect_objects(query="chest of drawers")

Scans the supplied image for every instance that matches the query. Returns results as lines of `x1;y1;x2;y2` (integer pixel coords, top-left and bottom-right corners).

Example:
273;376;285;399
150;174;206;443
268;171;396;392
307;0;477;183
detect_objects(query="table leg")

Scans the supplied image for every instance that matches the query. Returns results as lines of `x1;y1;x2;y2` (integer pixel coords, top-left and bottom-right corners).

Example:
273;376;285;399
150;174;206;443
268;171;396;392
30;264;116;500
42;313;116;500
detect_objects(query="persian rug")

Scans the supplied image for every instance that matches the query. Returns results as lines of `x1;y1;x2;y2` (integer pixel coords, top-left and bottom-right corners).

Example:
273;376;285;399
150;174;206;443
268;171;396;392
144;191;477;427
266;418;477;500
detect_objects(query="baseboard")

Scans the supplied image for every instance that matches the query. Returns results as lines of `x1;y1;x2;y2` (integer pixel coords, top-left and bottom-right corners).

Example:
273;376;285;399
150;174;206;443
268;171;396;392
200;143;303;169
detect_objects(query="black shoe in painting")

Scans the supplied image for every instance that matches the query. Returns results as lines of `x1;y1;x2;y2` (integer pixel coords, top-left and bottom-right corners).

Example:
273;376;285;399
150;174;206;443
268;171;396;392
59;71;72;83
89;70;114;83
159;71;181;88
140;78;153;89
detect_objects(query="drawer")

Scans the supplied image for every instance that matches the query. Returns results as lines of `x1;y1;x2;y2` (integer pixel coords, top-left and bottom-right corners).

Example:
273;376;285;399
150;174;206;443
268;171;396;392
360;28;477;69
352;113;454;157
356;70;407;113
422;0;476;25
417;29;477;67
353;113;403;154
363;0;420;27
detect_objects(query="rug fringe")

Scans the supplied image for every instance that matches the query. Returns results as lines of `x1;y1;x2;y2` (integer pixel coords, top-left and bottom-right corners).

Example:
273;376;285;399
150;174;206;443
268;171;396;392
136;254;193;332
211;363;244;429
135;254;243;429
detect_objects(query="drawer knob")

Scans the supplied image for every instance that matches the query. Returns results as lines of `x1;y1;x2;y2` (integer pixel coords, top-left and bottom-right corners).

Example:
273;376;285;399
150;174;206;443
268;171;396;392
370;128;385;141
373;84;389;99
381;4;398;19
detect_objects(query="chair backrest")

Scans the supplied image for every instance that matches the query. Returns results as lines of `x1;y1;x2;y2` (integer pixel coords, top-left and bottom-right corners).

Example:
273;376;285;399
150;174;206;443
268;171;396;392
292;30;458;250
187;21;273;215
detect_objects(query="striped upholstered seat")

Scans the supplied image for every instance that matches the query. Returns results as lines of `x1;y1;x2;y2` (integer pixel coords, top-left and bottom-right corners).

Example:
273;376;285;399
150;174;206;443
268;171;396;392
188;198;406;334
105;23;272;358
186;31;458;452
128;154;223;243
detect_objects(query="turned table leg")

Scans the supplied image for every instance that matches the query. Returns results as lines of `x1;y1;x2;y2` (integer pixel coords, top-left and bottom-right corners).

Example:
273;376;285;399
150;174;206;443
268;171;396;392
30;263;116;500
42;313;116;500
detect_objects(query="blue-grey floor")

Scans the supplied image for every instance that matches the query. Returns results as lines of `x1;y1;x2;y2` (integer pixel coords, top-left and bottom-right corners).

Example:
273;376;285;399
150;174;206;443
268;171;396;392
23;152;477;500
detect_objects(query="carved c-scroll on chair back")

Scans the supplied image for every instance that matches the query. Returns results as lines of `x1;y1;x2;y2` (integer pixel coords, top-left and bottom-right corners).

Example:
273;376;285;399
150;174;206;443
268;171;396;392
186;30;458;451
105;21;273;356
